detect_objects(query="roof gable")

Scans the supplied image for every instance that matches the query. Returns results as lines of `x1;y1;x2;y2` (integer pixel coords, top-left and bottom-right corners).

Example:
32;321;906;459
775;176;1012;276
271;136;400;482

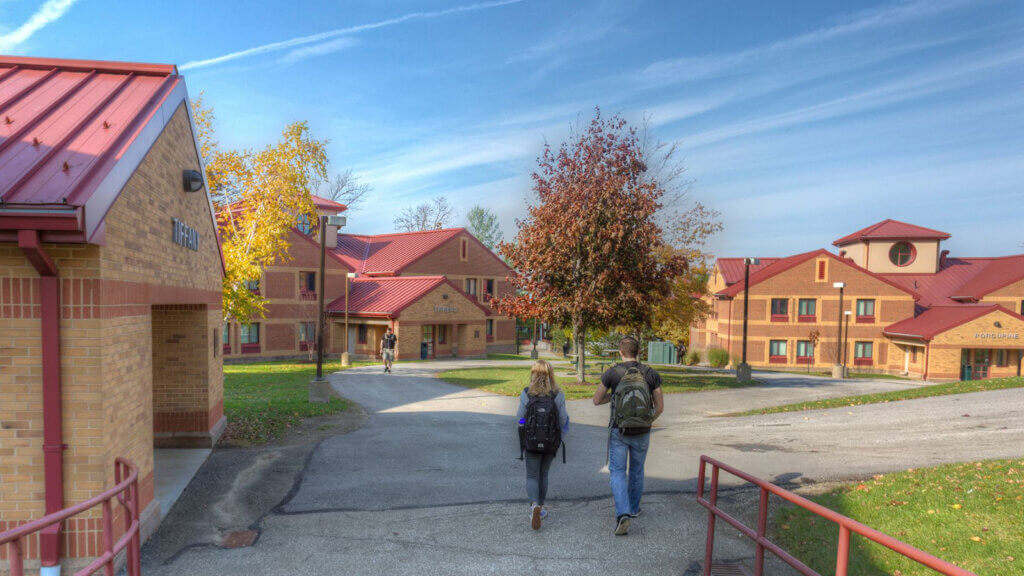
0;56;198;243
326;275;491;317
716;257;779;285
716;249;919;299
883;304;1024;341
833;219;950;247
333;228;511;276
880;255;1024;306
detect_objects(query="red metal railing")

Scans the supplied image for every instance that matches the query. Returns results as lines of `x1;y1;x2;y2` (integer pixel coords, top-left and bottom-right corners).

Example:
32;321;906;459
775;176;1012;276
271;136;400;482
1;458;141;576
697;455;976;576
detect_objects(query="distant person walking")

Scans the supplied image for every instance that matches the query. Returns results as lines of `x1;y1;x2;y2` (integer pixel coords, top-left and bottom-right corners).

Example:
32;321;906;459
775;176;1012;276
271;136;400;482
593;336;664;535
517;359;569;530
380;326;397;373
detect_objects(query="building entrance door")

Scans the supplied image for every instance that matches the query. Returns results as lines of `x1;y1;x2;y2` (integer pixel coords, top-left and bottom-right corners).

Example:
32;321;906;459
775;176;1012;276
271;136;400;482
422;325;434;358
972;349;990;380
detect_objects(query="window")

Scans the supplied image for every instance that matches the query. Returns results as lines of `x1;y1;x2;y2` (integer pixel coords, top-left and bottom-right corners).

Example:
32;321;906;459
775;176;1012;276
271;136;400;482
222;323;231;354
357;324;367;345
300;272;316;293
856;299;875;323
438;325;447;344
484;279;495;301
245;278;260;293
816;260;827;281
460;239;468;261
798;299;816;321
465;278;478;299
796;340;813;364
299;322;315;351
889;242;916;267
296;214;313;235
996;349;1008;367
854;341;873;365
486;319;495;342
771;298;789;321
240;323;260;353
769;340;787;363
1020;300;1024;315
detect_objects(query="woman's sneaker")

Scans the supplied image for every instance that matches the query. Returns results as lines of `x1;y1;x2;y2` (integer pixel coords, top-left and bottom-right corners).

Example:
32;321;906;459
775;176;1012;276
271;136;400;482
614;514;631;536
540;508;547;520
531;504;542;530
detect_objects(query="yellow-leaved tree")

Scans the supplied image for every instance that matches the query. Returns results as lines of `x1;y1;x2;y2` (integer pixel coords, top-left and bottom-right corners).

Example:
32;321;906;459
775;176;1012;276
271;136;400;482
192;96;329;322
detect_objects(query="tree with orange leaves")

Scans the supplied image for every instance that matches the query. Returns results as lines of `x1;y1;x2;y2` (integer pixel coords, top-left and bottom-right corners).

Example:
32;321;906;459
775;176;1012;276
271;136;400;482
492;109;686;382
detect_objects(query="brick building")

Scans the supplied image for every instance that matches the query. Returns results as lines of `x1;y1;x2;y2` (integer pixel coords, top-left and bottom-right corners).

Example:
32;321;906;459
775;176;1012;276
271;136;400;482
223;223;516;361
691;220;1024;381
0;56;224;572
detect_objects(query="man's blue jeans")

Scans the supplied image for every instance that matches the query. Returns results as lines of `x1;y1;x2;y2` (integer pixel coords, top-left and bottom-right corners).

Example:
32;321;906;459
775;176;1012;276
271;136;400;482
608;428;650;518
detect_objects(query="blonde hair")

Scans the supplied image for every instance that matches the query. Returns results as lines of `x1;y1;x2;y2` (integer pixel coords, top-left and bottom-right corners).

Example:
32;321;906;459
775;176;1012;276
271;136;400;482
527;359;560;397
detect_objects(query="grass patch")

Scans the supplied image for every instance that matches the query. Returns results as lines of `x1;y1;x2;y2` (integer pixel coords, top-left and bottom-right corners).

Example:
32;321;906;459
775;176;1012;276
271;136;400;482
773;459;1024;575
731;377;1024;416
437;365;755;400
223;359;361;445
758;368;911;380
485;353;534;361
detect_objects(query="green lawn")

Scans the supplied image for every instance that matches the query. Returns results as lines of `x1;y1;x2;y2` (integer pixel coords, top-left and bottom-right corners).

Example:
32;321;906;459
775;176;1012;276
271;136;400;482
773;459;1024;575
731;376;1024;416
485;353;534;361
223;358;363;445
437;365;756;400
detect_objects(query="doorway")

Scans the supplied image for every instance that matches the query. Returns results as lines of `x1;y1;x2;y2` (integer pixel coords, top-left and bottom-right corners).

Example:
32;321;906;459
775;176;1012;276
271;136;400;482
422;325;434;358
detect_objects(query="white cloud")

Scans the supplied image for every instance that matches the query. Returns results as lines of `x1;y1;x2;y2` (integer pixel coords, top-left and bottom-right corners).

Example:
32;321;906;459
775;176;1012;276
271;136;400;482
180;0;524;71
278;36;359;64
0;0;77;52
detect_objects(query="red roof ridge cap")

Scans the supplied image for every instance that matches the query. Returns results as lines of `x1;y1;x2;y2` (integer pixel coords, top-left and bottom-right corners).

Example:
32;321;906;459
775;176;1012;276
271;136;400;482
0;55;177;76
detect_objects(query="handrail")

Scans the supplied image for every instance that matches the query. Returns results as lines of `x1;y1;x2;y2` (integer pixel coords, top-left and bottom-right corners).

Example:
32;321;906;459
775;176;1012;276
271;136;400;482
1;457;141;576
697;455;976;576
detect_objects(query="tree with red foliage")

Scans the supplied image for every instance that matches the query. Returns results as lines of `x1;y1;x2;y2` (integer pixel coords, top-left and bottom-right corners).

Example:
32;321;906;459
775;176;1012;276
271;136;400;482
492;109;686;382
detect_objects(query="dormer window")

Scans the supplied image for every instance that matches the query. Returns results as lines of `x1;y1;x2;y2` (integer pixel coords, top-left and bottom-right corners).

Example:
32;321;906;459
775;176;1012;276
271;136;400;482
889;242;915;267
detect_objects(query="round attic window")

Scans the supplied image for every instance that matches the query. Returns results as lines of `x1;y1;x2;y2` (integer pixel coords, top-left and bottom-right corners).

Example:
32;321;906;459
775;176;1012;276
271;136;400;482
889;242;916;267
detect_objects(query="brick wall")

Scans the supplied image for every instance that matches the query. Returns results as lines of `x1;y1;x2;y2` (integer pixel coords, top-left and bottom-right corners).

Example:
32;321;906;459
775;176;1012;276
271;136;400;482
0;101;225;561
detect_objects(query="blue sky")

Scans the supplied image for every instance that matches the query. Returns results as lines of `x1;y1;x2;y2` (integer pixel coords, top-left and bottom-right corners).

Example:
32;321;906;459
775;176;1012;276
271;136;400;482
2;0;1022;258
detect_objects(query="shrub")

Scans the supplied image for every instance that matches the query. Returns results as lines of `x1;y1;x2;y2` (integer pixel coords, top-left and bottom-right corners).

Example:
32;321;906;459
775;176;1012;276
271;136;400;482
707;347;730;368
686;350;701;366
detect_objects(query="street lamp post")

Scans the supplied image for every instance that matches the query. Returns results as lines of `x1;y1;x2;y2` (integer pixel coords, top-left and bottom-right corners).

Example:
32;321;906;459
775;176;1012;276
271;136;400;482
737;257;759;383
311;214;347;403
832;282;846;379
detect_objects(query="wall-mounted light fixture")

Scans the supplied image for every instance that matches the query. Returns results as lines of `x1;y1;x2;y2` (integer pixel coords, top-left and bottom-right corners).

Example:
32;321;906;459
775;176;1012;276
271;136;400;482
183;169;203;192
326;215;347;227
994;321;1003;328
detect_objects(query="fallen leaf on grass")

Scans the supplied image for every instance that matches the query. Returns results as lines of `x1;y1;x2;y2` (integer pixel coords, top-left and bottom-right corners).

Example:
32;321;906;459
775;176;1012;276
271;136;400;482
970;536;981;542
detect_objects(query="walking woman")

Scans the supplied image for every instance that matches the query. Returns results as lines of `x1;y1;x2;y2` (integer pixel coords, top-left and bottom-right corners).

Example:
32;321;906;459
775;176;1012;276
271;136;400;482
517;359;569;530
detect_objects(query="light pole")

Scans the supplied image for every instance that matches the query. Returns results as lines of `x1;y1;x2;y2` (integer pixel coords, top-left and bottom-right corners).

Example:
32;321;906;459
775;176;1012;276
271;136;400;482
341;272;357;367
737;257;759;383
842;309;852;376
311;214;346;403
832;282;846;379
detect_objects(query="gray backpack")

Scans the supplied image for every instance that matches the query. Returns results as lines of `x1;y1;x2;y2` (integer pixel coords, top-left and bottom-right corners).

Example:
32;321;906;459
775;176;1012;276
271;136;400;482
612;366;655;430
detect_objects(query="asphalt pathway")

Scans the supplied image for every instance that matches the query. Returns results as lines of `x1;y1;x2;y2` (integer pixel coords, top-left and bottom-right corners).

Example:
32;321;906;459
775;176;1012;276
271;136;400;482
144;360;1024;575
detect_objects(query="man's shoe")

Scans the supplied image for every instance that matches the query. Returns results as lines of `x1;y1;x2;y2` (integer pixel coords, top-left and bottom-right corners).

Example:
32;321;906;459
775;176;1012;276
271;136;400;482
614;515;631;536
531;505;542;530
630;508;642;518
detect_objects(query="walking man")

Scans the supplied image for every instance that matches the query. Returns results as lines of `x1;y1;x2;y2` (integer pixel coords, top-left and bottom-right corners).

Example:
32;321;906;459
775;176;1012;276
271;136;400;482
592;336;664;535
380;326;397;373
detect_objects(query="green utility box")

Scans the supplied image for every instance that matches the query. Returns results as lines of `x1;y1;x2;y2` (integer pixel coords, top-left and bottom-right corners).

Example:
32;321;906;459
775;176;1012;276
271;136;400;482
647;340;677;365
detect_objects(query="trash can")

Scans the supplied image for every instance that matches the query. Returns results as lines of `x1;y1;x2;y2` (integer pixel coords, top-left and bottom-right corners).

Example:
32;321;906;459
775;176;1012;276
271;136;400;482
647;341;677;364
420;342;429;360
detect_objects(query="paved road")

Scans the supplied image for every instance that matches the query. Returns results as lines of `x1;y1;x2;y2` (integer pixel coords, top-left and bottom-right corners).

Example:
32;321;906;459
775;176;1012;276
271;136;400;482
144;360;1024;575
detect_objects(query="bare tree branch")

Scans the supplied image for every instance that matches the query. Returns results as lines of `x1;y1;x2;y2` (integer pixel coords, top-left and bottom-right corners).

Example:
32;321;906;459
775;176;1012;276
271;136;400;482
394;196;456;232
320;169;372;211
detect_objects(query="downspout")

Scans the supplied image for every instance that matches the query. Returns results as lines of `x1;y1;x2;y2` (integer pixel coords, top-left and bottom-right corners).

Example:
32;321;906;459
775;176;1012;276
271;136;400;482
17;230;64;575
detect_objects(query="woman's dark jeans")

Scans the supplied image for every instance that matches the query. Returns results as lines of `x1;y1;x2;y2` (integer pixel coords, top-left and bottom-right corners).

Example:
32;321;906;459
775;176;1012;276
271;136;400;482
525;451;555;505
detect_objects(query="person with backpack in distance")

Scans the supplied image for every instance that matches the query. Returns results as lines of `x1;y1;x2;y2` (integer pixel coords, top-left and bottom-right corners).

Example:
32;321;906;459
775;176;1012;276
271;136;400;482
380;326;397;373
517;359;569;530
593;336;664;536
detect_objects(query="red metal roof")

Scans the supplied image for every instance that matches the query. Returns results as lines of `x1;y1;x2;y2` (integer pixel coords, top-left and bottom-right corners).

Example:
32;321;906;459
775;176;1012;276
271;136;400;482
715;249;920;299
833;219;951;247
883;304;1022;341
333;228;465;275
0;56;191;242
880;255;1024;306
326;275;492;317
716;258;780;285
311;194;346;212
